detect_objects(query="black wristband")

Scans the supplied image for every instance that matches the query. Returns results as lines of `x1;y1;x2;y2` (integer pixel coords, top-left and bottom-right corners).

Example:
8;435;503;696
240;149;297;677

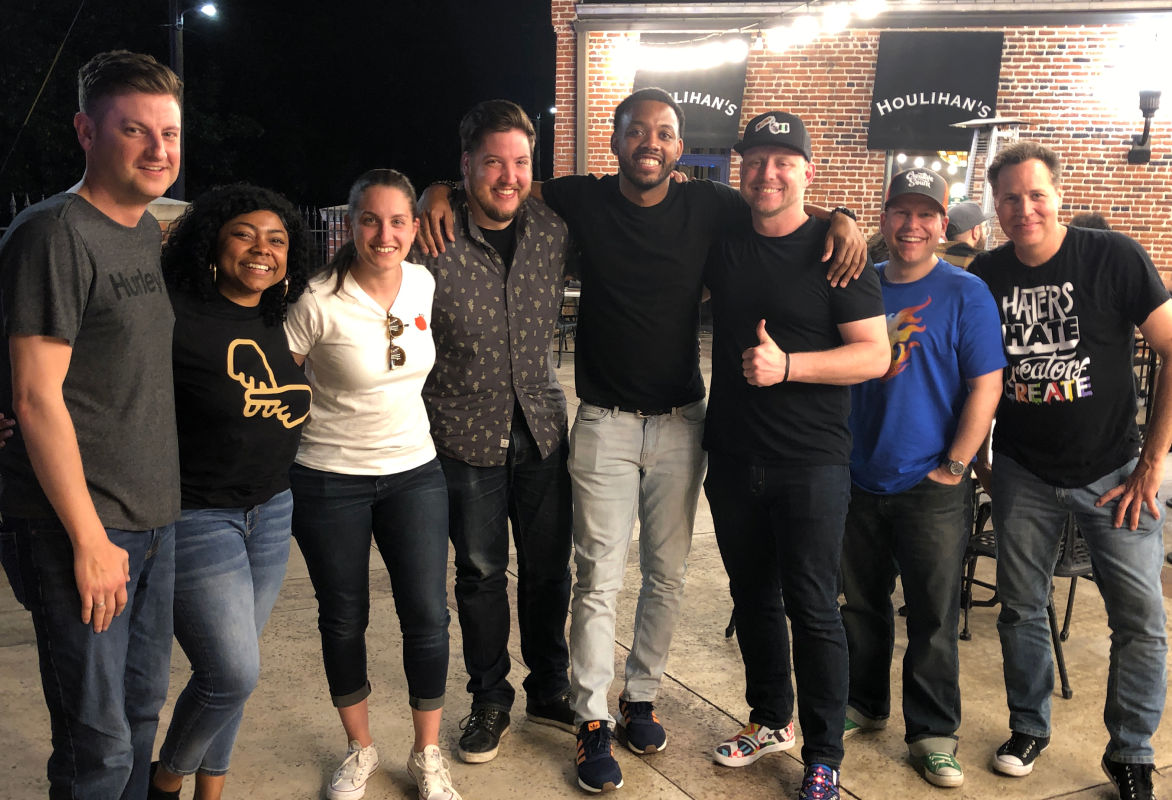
783;351;791;383
831;205;857;221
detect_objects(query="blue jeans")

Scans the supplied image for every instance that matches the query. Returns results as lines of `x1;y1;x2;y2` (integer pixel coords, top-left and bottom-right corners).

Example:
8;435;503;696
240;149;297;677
158;490;292;776
839;478;969;754
290;460;450;710
7;517;174;800
704;455;851;768
440;428;571;711
992;453;1167;763
568;400;707;724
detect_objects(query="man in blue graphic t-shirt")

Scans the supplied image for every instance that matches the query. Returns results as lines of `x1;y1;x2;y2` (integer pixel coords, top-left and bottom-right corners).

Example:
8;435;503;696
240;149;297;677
838;169;1004;788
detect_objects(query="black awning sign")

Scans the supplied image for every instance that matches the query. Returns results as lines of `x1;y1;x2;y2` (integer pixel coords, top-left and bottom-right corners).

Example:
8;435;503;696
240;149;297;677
868;31;1004;152
633;35;749;149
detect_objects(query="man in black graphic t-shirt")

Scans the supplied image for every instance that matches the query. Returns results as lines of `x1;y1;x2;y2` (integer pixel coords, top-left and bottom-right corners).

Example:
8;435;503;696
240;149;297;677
969;141;1171;799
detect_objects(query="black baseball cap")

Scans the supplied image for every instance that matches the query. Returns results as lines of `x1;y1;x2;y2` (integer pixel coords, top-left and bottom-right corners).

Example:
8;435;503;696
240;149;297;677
733;111;812;161
885;169;948;213
946;201;993;239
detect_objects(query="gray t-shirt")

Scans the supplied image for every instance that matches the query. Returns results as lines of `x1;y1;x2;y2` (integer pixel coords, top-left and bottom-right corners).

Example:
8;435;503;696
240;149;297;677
0;193;180;530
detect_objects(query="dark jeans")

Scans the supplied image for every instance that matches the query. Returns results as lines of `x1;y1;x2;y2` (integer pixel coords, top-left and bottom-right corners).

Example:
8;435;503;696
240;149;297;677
7;517;174;800
440;429;571;710
290;459;450;710
704;454;851;768
839;478;969;751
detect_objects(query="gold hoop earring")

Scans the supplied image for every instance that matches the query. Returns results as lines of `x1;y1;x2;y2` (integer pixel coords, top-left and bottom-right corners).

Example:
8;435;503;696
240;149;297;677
209;263;217;283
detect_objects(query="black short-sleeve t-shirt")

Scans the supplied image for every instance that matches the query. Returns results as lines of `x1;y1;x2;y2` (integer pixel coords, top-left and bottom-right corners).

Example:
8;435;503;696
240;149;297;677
171;291;311;508
969;226;1169;486
703;216;885;465
542;175;744;410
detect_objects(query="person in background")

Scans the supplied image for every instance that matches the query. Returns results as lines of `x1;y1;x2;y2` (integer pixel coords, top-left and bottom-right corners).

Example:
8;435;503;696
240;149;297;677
1069;211;1111;229
0;50;182;800
934;201;991;269
148;184;313;800
285;169;461;800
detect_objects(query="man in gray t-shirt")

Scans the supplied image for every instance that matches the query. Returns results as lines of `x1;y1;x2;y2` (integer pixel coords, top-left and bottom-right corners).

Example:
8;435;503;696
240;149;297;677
0;51;182;800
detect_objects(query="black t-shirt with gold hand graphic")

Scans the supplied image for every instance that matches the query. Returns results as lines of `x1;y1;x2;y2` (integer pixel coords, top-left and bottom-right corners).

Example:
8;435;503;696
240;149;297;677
171;291;311;508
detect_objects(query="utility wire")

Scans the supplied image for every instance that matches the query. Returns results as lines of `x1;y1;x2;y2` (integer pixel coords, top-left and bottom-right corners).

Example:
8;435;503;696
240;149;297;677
0;0;89;183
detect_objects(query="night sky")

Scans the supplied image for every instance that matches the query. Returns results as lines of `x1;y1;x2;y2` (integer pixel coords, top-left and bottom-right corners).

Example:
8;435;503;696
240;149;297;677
0;0;556;208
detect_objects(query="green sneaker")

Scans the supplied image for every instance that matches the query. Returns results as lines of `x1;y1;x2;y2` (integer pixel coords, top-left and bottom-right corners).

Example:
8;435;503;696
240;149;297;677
842;713;886;740
912;751;964;788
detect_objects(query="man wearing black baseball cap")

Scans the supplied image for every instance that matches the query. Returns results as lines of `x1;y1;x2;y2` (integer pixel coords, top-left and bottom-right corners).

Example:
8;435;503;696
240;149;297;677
935;200;992;269
704;110;889;800
840;167;1005;788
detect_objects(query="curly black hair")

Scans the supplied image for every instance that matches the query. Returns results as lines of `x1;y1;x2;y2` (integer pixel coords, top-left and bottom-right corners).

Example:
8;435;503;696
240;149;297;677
162;183;315;326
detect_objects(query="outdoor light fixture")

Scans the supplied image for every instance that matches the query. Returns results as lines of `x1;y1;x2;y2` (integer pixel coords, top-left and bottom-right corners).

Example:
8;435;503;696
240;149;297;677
1127;90;1160;165
167;0;220;200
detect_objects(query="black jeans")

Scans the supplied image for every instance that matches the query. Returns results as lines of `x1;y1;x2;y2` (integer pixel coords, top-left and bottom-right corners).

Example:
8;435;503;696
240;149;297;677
704;454;851;768
440;429;572;710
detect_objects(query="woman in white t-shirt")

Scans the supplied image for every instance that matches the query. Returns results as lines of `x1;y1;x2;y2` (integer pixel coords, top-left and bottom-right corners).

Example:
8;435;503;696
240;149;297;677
284;169;460;800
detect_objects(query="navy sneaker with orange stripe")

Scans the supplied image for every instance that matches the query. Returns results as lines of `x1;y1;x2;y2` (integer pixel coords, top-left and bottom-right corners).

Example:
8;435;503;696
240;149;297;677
618;698;666;754
576;720;622;793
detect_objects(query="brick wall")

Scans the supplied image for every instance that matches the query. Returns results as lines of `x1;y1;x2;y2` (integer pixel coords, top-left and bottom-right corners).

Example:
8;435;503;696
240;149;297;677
552;10;1172;271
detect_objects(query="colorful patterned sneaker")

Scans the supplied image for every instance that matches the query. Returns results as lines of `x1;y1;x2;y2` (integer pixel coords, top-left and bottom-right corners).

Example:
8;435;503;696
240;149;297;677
993;732;1049;777
1101;756;1157;800
457;707;510;763
618;698;667;754
576;720;623;793
797;763;840;800
912;751;964;788
407;745;462;800
842;713;886;740
713;721;796;767
527;689;577;734
327;740;380;800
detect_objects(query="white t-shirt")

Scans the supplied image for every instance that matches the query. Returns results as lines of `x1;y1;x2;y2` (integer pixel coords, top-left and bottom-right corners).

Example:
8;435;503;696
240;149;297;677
284;264;437;475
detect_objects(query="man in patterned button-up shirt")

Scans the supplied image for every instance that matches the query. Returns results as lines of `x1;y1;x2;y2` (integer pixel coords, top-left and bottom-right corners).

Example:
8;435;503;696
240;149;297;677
414;100;576;765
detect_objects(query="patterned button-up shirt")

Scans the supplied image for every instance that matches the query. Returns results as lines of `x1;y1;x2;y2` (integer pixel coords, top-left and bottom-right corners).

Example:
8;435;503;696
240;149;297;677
416;191;570;467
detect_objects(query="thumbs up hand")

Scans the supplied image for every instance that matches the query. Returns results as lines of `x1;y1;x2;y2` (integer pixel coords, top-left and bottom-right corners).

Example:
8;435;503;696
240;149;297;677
741;319;789;387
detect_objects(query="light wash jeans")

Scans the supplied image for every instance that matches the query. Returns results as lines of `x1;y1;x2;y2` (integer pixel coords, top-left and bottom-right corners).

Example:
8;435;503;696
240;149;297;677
568;400;706;725
158;490;292;776
992;453;1167;763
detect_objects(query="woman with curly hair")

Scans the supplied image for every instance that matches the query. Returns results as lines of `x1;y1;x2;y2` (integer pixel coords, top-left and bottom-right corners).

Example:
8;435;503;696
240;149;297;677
149;184;314;800
284;169;460;800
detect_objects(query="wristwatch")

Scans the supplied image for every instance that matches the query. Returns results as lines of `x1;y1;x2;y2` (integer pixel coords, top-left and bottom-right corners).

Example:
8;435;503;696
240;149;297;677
831;206;857;221
943;458;968;477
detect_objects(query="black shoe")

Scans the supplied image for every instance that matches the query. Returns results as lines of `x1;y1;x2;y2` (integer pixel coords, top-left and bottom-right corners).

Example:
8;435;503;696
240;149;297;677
147;762;181;800
1102;756;1156;800
993;732;1049;776
457;707;511;763
526;689;577;733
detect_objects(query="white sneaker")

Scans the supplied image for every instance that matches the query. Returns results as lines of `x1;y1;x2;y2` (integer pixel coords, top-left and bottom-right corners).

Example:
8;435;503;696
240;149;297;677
327;740;379;800
407;745;462;800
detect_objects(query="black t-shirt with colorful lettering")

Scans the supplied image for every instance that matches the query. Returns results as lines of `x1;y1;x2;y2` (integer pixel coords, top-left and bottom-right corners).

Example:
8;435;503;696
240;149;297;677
969;226;1168;487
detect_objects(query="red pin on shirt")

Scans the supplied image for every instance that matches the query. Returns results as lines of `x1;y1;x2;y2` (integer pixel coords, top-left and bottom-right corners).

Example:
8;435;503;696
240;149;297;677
415;315;427;331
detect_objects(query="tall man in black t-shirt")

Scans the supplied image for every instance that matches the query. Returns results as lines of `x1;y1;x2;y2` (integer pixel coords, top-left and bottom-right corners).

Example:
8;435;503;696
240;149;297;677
702;112;888;800
0;51;182;800
969;141;1171;800
416;89;868;794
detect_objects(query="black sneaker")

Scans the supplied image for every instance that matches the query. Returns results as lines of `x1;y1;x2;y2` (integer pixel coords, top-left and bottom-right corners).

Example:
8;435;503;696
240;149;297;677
576;720;623;793
1102;756;1156;800
147;762;180;800
618;698;666;754
457;707;510;764
526;689;577;733
993;732;1049;776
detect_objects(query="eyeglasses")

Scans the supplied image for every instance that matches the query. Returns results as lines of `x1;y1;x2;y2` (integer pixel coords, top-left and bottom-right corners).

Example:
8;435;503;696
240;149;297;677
386;312;406;370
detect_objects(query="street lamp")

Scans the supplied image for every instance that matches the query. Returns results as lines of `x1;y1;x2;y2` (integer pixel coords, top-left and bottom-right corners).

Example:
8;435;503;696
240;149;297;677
167;1;218;199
